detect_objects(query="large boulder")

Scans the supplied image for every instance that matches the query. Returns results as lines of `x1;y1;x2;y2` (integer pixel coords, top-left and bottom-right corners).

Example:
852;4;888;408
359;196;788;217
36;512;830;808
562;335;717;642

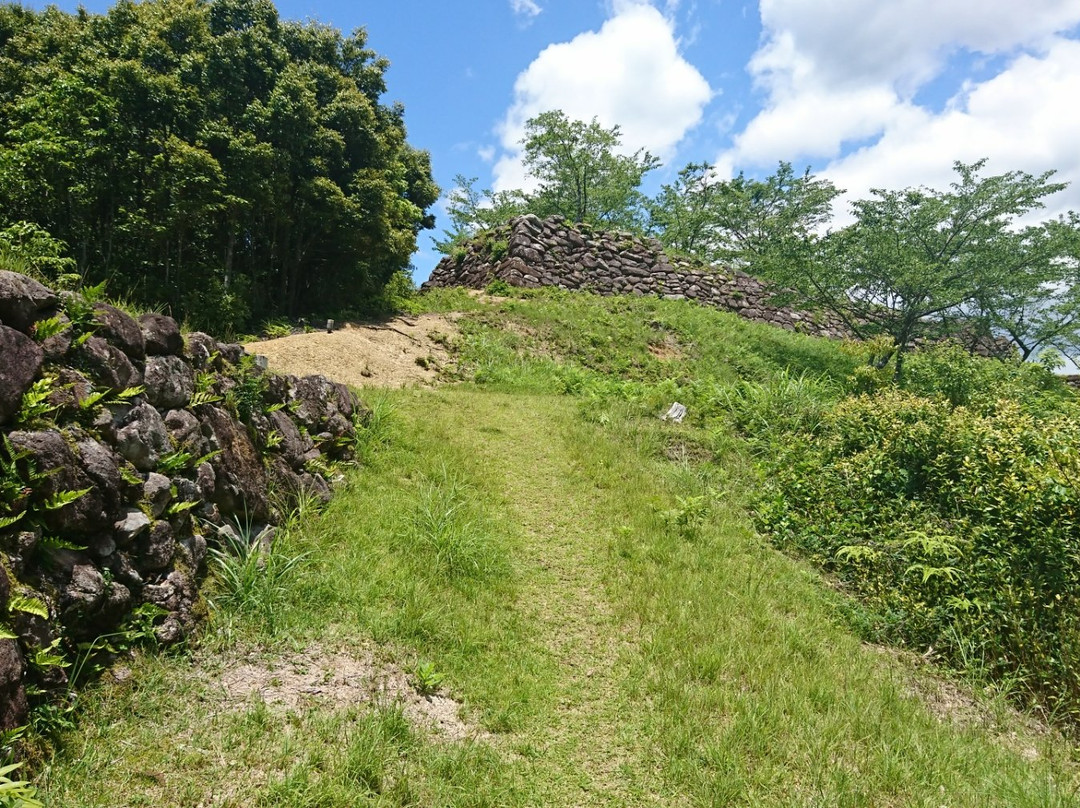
138;313;183;356
114;402;172;472
0;270;57;333
6;430;110;534
92;302;145;359
199;405;271;522
144;355;194;409
0;324;43;425
79;336;142;392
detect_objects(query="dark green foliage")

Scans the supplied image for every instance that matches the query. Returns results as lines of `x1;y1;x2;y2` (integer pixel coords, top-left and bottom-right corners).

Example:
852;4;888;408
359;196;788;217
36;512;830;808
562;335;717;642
735;346;1080;726
0;0;438;333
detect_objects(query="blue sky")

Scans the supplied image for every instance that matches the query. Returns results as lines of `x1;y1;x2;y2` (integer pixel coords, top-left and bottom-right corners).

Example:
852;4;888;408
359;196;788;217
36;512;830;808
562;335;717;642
29;0;1080;281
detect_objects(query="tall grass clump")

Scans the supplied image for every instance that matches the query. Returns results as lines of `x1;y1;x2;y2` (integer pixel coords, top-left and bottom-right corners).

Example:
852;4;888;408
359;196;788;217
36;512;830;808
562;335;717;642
408;468;507;583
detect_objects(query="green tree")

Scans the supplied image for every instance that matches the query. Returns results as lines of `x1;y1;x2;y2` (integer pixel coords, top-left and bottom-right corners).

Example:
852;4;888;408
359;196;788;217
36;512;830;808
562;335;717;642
649;161;841;272
793;160;1069;381
431;174;528;254
521;110;659;229
0;0;438;332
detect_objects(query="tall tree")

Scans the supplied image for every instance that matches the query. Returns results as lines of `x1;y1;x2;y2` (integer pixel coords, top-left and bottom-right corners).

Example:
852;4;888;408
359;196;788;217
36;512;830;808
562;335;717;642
521;110;659;229
0;0;438;332
649;161;841;272
791;160;1069;380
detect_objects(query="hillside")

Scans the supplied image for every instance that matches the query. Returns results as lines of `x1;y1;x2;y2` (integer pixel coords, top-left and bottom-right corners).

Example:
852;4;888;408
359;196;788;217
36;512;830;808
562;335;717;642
30;287;1080;807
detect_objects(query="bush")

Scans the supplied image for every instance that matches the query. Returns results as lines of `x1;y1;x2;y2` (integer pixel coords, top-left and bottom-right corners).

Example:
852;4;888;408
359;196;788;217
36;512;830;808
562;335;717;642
752;387;1080;725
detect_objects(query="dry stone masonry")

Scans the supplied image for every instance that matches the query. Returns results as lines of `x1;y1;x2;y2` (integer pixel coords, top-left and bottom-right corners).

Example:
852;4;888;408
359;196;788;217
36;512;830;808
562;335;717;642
423;214;852;339
0;270;366;729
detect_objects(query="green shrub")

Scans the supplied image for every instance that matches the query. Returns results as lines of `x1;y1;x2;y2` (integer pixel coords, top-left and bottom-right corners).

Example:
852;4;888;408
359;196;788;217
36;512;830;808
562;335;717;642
752;388;1080;725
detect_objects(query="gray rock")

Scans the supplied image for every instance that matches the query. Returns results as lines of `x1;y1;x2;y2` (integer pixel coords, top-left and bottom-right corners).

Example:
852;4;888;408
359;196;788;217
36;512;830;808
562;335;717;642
216;342;243;365
184;331;217;368
7;430;109;533
164;408;204;453
92;302;145;359
144;473;172;518
77;437;124;519
200;405;270;522
114;402;171;471
0;270;58;333
0;639;27;730
0;324;43;425
40;312;73;360
139;313;183;356
195;461;216;500
269;409;315;470
79;335;142;392
61;563;106;621
144;355;194;409
138;520;176;572
114;508;151;545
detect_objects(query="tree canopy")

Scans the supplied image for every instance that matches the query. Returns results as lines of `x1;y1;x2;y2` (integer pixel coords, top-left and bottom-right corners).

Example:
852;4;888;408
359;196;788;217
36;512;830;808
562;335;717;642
0;0;438;332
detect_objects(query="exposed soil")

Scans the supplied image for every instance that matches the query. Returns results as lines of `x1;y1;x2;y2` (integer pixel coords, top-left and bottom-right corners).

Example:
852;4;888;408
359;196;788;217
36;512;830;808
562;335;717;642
210;643;486;742
248;314;461;388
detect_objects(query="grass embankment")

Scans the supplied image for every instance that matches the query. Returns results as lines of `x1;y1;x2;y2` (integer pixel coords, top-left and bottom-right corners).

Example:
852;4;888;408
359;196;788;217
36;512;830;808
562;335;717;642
36;290;1080;805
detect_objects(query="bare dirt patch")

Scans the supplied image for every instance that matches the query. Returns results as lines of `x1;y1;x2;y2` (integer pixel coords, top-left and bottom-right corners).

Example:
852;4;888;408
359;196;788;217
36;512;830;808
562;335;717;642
248;314;461;389
211;643;486;742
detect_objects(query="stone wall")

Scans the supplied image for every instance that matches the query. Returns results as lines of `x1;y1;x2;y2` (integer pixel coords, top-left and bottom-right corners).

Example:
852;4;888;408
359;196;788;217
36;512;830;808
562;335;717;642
0;270;364;730
423;214;852;339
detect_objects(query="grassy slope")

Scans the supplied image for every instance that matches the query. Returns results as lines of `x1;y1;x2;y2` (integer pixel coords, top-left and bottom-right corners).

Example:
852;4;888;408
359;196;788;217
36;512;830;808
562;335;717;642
36;291;1080;806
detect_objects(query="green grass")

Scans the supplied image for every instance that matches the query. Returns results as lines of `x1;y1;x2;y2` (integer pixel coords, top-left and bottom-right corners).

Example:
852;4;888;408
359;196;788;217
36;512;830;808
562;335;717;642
33;290;1080;806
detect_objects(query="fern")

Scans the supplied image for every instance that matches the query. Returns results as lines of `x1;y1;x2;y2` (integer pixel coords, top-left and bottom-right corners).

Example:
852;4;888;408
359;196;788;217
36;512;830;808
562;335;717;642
165;500;199;516
0;625;16;641
0;512;25;531
42;488;91;511
36;536;86;553
109;385;144;403
188;389;223;407
15;377;59;426
6;596;47;620
29;315;68;342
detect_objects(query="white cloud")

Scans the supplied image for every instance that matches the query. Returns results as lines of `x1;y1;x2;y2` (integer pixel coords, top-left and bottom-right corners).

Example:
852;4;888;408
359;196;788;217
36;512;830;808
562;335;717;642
824;37;1080;224
477;145;496;163
510;0;542;21
493;2;712;191
716;0;1080;222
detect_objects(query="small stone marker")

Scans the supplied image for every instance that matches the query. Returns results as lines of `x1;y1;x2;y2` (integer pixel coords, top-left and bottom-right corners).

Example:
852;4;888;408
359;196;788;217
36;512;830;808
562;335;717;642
661;402;687;423
253;355;269;371
326;318;335;333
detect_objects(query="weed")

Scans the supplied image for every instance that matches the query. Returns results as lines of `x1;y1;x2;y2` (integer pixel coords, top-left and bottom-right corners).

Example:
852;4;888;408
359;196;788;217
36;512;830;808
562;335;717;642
413;661;446;696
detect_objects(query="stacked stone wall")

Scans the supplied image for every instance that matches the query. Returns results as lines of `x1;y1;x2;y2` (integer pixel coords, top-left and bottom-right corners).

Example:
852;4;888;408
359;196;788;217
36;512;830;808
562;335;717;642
423;214;852;339
0;270;364;729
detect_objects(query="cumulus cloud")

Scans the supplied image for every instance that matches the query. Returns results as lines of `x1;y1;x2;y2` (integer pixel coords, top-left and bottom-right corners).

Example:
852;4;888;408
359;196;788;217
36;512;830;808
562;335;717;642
510;0;542;21
825;37;1080;224
718;0;1080;221
493;2;712;191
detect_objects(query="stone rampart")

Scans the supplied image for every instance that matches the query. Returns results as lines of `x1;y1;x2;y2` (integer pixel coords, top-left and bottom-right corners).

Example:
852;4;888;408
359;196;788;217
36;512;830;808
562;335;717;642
423;214;852;339
0;270;364;729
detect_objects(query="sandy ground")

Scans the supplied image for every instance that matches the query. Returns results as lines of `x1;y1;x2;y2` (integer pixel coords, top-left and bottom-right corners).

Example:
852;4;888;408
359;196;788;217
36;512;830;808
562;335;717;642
248;314;460;389
210;643;487;743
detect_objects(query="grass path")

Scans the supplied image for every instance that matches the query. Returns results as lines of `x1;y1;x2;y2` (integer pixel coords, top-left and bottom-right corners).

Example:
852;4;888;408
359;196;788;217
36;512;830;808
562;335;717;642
36;387;1080;807
408;390;675;806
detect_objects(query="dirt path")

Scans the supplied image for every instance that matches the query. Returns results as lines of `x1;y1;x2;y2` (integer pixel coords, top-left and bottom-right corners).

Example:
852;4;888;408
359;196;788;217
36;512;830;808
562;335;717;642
248;313;460;388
